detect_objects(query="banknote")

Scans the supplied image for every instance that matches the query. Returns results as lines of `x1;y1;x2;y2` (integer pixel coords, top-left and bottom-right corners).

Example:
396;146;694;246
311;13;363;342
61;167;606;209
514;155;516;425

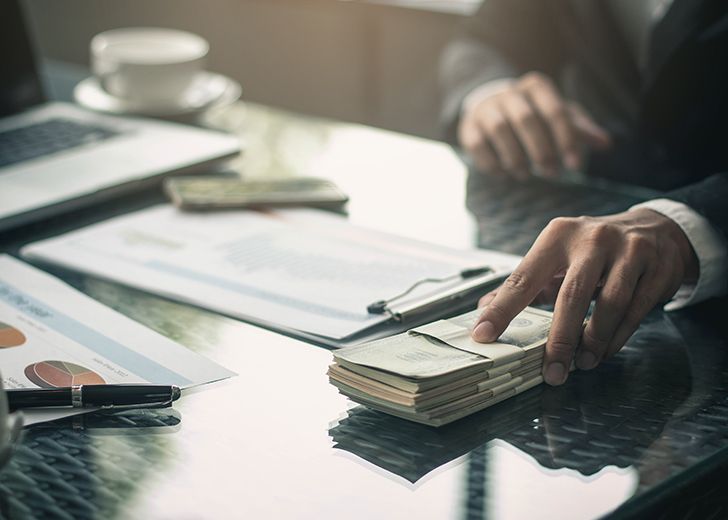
329;351;541;402
330;364;514;409
329;306;554;427
412;306;552;361
329;359;541;412
329;358;529;402
332;373;543;427
164;176;349;210
335;354;535;393
334;331;490;380
334;307;552;380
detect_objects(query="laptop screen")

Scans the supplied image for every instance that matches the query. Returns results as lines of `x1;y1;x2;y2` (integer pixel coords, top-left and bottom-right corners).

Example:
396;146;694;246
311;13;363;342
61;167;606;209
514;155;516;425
0;0;45;117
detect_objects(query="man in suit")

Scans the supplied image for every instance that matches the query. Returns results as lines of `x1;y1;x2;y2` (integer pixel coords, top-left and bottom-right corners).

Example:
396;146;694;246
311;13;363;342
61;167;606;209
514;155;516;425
440;0;728;385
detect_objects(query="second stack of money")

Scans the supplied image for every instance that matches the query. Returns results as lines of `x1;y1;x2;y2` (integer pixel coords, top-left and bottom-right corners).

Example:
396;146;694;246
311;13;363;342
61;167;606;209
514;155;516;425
328;307;552;427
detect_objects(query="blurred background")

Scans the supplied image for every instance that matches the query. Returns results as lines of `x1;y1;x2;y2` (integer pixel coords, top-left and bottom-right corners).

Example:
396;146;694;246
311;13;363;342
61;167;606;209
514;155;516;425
23;0;481;140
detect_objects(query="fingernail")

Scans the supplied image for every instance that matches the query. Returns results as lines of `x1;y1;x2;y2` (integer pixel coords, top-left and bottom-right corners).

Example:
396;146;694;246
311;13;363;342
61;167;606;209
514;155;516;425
472;321;497;342
576;351;597;370
544;363;566;386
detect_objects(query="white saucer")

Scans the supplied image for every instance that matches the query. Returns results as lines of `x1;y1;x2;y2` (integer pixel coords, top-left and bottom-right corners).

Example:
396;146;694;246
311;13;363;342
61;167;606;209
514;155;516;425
74;71;242;117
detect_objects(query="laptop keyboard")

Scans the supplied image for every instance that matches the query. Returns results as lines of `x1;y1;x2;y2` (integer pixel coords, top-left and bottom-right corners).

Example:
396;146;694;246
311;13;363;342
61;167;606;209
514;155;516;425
0;118;120;169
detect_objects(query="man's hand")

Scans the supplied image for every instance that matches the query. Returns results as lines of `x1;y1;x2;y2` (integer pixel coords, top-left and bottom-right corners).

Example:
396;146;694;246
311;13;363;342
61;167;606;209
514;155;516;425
472;209;699;385
458;72;612;179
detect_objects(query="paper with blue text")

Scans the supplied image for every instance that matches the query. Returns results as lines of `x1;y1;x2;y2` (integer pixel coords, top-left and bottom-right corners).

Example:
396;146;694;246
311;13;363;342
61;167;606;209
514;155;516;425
22;206;521;344
0;255;235;425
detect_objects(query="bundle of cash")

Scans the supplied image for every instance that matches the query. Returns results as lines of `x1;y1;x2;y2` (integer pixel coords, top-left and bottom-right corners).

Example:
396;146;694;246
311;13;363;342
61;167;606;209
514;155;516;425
328;307;552;427
164;176;349;211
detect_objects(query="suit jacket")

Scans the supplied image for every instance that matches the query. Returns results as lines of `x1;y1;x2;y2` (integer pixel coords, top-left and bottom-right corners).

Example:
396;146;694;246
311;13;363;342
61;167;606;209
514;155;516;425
440;0;728;238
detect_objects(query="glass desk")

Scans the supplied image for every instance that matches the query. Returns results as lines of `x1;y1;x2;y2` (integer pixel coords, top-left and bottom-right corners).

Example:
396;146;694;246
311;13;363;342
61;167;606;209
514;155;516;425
1;101;728;519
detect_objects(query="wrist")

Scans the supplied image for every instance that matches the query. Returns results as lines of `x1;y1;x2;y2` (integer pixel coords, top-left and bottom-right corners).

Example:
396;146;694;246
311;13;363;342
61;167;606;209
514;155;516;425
633;208;700;282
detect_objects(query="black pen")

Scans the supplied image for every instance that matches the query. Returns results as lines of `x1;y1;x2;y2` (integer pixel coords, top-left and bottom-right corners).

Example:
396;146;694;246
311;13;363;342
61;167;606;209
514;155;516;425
6;384;181;411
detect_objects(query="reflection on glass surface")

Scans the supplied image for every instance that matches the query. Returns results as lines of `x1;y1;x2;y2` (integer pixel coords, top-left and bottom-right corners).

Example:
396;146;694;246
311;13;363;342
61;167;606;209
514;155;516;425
475;443;637;519
80;278;245;358
204;102;478;250
330;312;704;516
3;101;728;519
0;409;180;519
204;102;333;183
329;386;544;486
465;173;647;256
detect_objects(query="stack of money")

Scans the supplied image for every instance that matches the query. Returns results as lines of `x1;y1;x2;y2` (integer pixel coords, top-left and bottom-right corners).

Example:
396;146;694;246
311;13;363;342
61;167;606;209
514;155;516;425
328;307;552;427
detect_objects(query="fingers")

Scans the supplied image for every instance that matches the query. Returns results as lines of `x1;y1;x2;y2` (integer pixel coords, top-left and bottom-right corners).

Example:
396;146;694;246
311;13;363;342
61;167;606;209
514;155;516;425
459;72;612;179
568;103;612;150
478;289;498;309
577;261;643;370
544;257;605;385
499;92;558;177
520;73;612;170
478;274;562;310
474;102;529;180
603;275;661;360
521;75;581;171
473;230;566;342
535;274;565;305
603;252;684;360
458;116;500;174
473;210;690;389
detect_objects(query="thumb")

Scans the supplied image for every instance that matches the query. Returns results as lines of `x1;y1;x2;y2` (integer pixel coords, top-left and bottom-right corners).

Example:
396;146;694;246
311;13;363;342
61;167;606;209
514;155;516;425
568;104;612;150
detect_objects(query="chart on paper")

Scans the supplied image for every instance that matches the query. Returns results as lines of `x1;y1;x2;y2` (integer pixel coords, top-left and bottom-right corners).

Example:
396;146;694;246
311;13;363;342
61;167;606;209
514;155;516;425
0;255;236;425
0;321;25;348
24;360;106;388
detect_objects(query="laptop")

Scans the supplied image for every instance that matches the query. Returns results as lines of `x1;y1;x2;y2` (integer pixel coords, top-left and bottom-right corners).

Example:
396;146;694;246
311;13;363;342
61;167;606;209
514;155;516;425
0;0;240;232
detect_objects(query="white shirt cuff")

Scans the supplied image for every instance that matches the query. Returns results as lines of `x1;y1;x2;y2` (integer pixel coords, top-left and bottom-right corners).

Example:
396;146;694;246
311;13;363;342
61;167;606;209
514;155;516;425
461;78;516;115
630;198;728;310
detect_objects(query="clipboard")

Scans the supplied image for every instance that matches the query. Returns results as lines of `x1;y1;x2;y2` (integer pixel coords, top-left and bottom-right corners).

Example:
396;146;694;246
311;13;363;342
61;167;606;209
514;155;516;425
21;205;521;348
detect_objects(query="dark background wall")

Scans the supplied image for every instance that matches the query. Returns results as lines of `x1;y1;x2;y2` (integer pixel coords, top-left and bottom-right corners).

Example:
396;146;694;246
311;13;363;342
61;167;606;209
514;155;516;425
23;0;477;139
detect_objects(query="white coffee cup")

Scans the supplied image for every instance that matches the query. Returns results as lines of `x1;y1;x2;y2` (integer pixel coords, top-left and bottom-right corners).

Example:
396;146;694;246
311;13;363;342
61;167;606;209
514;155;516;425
91;27;209;107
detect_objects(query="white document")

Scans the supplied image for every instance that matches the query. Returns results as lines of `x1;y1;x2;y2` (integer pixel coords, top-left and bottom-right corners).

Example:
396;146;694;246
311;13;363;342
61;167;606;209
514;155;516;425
22;205;520;342
0;255;235;425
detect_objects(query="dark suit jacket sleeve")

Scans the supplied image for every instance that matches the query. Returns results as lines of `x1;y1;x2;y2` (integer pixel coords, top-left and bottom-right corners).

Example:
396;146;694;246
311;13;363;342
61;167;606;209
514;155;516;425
666;172;728;240
439;0;566;145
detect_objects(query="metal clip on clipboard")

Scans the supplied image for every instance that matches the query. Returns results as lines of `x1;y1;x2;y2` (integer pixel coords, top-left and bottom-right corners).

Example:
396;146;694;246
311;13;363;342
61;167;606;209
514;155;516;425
366;266;508;323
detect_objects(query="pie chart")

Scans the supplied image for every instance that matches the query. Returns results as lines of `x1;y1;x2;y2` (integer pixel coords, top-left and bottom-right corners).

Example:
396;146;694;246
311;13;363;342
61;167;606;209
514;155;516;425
24;360;106;388
0;321;25;348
